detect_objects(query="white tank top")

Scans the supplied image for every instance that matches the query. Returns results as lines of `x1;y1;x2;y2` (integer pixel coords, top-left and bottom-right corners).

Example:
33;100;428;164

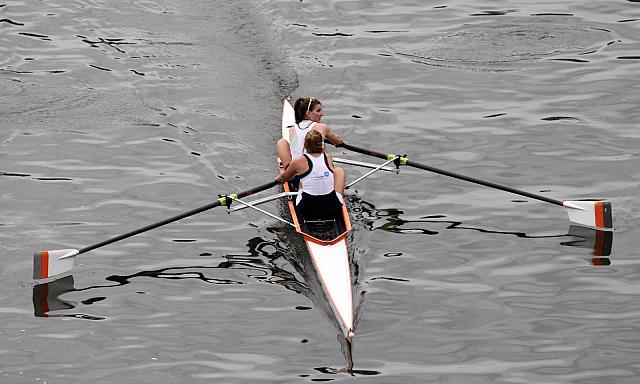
289;120;316;158
299;153;334;196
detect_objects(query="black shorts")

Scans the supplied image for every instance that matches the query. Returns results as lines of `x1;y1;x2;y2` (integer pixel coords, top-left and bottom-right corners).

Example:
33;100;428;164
296;191;343;221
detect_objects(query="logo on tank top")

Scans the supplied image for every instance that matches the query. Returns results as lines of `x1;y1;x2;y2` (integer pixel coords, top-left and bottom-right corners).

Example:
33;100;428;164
312;172;330;180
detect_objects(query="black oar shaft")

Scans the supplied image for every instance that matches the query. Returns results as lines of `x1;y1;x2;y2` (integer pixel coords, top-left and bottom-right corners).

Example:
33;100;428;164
78;180;279;254
337;142;563;206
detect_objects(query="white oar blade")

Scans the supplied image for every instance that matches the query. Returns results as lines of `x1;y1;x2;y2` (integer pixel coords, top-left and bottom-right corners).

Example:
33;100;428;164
563;200;613;231
33;249;80;280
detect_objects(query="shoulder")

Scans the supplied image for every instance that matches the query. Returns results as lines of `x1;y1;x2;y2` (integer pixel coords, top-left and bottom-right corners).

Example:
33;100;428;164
314;122;331;133
291;155;310;170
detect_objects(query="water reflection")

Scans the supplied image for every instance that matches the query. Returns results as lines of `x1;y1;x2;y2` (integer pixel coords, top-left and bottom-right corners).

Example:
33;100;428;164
563;225;613;258
32;198;614;378
274;225;360;373
32;232;361;373
32;275;106;320
352;197;613;263
33;237;299;315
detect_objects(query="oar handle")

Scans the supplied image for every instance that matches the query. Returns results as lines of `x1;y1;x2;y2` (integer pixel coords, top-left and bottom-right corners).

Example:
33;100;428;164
335;142;388;159
79;180;279;254
336;142;563;206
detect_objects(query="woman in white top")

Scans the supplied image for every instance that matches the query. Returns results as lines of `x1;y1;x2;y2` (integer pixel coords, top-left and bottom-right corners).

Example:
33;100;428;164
277;97;344;169
276;129;346;220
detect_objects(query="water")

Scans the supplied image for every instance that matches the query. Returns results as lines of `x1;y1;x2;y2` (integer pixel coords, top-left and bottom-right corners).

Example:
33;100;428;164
2;0;640;382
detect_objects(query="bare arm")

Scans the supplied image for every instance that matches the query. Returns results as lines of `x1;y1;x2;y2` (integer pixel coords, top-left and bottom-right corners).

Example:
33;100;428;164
275;156;305;183
275;166;296;183
325;130;343;146
316;123;343;146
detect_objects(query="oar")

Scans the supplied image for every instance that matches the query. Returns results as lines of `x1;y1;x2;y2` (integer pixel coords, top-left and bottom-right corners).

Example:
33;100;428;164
33;180;279;281
335;142;613;231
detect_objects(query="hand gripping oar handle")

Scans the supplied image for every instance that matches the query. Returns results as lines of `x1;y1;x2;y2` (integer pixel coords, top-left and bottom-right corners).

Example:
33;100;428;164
78;180;279;254
335;142;563;206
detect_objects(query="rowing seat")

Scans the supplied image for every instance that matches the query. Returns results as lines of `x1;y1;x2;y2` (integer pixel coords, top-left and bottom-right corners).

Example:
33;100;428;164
303;218;340;241
301;213;348;242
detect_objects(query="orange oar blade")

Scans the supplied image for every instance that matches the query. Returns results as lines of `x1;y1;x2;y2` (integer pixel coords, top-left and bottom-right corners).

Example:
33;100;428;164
33;249;79;281
563;200;613;231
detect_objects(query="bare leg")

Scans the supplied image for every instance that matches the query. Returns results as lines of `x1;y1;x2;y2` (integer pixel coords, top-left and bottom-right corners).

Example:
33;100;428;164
333;167;346;195
276;139;292;168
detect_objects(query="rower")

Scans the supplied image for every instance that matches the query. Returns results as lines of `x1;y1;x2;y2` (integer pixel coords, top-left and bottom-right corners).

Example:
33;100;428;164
276;129;346;221
276;97;344;171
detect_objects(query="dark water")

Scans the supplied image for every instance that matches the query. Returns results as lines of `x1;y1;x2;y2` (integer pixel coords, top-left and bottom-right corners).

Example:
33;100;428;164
2;0;640;382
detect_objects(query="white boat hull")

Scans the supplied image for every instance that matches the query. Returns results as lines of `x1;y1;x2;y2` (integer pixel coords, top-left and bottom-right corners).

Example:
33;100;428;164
279;100;354;339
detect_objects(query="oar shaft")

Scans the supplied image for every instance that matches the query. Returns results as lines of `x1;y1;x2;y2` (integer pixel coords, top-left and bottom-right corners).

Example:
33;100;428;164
337;142;563;206
79;180;279;254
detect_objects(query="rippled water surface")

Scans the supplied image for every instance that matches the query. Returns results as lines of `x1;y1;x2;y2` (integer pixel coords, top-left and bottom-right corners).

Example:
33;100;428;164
2;0;640;382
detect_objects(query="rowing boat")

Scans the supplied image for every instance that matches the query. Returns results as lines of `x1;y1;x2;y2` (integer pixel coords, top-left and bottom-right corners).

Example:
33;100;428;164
279;99;355;341
33;98;614;367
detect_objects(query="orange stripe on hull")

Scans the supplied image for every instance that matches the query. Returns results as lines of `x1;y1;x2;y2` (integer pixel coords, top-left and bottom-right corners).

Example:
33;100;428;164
306;241;353;334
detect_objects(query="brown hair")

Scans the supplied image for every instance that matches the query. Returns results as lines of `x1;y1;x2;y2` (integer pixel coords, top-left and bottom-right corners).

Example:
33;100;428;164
304;129;324;154
293;97;320;123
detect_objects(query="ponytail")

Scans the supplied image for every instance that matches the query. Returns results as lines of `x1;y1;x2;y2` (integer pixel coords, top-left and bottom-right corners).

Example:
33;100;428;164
294;97;320;123
304;129;324;154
